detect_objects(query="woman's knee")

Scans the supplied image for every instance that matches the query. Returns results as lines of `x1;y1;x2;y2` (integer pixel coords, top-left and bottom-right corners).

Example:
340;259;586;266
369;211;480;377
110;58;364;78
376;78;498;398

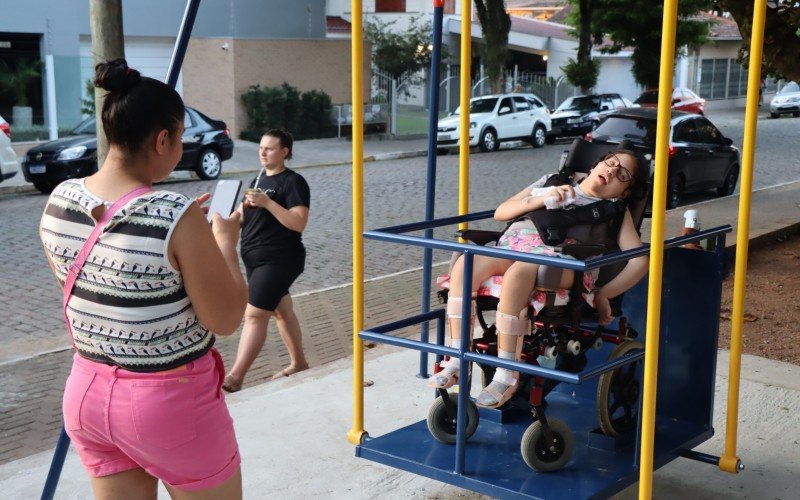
504;262;539;283
243;304;272;324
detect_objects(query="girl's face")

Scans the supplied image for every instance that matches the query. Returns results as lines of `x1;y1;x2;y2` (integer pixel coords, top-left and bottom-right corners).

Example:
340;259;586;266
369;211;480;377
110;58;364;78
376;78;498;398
582;152;638;199
259;135;288;169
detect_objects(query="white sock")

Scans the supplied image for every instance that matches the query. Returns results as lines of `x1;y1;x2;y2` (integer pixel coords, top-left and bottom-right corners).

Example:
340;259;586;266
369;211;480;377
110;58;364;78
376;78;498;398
493;349;517;386
443;339;462;369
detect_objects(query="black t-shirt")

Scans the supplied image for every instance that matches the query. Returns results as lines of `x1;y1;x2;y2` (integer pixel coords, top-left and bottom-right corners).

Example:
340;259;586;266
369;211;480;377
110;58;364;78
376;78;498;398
240;168;310;267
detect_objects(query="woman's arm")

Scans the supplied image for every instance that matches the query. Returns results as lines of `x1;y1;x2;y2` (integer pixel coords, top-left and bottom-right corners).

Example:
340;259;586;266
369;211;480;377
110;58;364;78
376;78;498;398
169;203;247;335
594;211;650;324
244;191;309;232
494;184;575;221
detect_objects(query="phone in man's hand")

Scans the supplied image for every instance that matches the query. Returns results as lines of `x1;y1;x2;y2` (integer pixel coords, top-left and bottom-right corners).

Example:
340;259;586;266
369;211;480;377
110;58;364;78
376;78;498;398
206;180;242;223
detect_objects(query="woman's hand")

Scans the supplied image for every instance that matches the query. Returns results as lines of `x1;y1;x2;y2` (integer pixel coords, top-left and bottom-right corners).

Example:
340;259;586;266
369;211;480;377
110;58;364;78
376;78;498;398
546;184;575;203
211;211;242;248
194;192;211;216
244;190;270;210
594;290;614;326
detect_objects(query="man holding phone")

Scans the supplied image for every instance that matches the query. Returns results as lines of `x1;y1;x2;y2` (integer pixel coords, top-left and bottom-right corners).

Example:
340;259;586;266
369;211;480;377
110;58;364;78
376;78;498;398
223;129;310;392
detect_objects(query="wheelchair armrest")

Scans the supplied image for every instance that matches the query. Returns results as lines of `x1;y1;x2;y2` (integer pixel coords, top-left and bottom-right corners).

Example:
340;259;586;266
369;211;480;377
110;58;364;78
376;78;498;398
561;243;606;260
456;229;503;246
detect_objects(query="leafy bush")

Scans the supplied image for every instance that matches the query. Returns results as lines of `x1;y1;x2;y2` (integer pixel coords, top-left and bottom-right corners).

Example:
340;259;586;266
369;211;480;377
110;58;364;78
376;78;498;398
240;83;335;141
10;126;74;143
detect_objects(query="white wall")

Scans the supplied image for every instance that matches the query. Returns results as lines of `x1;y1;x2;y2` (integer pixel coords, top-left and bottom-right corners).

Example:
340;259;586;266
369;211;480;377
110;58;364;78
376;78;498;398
594;55;642;100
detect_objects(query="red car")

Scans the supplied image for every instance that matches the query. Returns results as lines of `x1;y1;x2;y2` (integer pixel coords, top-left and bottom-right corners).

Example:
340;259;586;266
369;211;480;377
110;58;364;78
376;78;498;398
635;87;706;114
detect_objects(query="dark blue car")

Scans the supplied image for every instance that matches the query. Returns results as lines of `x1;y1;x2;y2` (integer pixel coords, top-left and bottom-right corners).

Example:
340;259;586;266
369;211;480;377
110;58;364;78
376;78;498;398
22;107;234;193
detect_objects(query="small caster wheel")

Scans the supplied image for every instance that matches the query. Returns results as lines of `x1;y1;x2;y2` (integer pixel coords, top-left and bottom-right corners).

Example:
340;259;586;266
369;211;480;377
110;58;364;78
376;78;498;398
427;392;479;444
520;419;574;472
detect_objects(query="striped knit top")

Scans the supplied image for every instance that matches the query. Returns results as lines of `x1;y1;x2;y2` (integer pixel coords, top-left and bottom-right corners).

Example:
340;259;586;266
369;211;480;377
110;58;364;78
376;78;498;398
40;179;214;372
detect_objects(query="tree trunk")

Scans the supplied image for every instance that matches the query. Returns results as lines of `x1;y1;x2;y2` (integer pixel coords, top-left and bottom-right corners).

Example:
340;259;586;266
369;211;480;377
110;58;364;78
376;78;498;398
89;0;125;168
577;0;594;94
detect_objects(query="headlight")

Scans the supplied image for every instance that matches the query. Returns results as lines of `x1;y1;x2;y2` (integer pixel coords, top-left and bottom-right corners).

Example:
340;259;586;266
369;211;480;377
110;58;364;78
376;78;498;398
469;122;477;128
57;146;87;160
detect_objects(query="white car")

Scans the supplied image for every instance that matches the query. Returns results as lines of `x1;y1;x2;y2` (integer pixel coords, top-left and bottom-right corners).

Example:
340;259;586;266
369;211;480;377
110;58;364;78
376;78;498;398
769;81;800;118
0;115;20;183
436;93;552;152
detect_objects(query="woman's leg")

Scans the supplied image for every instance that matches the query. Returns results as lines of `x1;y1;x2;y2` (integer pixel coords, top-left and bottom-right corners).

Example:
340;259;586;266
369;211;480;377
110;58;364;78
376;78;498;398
90;467;158;500
224;304;273;391
164;468;242;500
271;294;309;379
476;261;539;408
428;255;512;388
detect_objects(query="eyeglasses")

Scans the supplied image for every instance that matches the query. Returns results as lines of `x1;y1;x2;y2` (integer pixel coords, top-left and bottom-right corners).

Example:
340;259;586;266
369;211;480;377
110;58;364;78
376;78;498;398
601;153;635;183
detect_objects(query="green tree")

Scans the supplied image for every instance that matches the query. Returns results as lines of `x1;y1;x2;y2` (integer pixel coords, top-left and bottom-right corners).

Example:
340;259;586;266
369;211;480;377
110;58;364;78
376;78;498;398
564;0;601;93
715;0;800;81
474;0;512;93
590;0;713;89
81;79;95;115
364;15;441;82
0;58;41;106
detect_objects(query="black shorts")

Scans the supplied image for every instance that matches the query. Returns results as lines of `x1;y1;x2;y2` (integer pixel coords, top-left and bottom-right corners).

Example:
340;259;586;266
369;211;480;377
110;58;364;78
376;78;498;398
245;258;305;311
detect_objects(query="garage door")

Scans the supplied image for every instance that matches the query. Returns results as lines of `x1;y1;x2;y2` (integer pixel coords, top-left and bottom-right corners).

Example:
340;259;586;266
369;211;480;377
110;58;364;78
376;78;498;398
79;36;183;95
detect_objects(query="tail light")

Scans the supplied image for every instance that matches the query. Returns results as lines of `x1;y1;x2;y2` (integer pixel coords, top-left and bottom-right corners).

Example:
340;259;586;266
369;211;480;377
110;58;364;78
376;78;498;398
668;145;676;157
0;122;10;139
584;133;592;141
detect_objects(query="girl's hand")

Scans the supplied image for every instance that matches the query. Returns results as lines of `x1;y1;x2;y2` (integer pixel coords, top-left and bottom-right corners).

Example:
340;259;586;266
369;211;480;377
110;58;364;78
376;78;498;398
594;291;614;325
244;190;270;209
194;192;211;216
547;184;575;202
211;211;242;246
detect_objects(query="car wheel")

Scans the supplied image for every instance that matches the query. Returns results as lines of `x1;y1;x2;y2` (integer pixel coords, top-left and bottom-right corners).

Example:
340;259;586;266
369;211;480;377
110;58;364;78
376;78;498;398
436;147;449;156
716;165;739;197
196;149;221;180
478;128;498;153
531;125;546;148
32;180;57;194
667;176;684;209
545;135;556;145
793;112;800;118
770;112;780;119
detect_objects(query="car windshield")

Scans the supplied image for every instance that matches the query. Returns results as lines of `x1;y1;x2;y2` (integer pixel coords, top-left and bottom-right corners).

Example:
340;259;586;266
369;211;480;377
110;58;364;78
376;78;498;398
635;91;658;105
556;96;601;113
593;116;657;146
453;97;498;115
778;82;800;94
70;117;97;135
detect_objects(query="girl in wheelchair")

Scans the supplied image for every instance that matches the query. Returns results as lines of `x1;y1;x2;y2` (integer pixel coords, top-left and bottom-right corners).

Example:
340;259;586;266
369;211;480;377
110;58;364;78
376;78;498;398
428;140;650;409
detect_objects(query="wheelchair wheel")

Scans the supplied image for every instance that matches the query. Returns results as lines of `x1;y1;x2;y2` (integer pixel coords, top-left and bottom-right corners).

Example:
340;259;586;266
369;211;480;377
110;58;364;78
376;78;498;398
520;419;574;472
596;341;644;437
427;393;480;444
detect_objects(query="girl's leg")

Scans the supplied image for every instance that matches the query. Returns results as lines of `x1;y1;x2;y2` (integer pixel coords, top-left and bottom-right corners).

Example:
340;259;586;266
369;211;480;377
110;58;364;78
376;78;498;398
428;255;512;388
90;468;158;500
271;294;309;379
164;468;242;500
223;304;273;392
476;261;539;408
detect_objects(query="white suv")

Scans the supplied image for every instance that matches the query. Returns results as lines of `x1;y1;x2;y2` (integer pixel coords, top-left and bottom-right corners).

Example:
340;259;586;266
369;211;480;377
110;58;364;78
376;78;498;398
436;93;552;152
0;115;20;183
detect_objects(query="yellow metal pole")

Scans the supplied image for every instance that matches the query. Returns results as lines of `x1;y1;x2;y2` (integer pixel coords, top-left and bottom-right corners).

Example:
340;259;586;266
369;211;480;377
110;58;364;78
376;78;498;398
457;0;471;230
347;0;367;446
638;0;677;496
719;0;766;474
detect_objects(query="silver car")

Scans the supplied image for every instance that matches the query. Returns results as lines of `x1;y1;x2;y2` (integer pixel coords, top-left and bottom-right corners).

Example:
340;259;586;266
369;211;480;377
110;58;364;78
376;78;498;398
0;115;20;183
769;81;800;118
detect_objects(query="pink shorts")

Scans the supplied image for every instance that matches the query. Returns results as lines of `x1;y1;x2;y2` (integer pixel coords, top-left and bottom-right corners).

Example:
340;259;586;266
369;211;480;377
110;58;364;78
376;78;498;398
63;349;240;491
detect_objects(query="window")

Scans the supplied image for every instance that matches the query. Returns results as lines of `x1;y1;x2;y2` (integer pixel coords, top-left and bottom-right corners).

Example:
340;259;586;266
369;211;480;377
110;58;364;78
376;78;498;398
498;97;513;114
698;58;728;100
673;120;697;143
184;111;194;129
513;96;530;111
727;61;749;98
611;97;626;109
694;119;722;144
528;97;545;108
375;0;405;12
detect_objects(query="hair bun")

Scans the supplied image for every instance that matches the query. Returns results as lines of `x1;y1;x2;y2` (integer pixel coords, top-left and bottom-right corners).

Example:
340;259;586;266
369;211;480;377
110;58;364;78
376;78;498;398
94;58;141;93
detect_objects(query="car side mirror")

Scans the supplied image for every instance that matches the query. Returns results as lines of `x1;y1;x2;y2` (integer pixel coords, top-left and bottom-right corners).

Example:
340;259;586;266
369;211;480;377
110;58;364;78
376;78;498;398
672;97;681;104
601;105;611;111
499;106;511;115
723;137;733;146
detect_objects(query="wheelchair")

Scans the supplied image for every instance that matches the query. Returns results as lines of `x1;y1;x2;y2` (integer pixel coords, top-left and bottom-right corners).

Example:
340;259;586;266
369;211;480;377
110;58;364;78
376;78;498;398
425;138;651;472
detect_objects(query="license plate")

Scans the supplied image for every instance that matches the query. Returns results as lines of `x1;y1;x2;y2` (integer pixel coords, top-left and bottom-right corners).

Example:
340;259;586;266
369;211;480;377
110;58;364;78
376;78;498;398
437;134;450;141
28;164;46;174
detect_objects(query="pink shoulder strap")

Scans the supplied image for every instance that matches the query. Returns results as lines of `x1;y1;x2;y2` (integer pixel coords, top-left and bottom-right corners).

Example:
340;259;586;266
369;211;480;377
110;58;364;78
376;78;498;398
62;186;151;344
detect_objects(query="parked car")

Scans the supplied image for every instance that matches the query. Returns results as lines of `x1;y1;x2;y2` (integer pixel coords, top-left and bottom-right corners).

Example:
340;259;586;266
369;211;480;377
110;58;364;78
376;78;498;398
634;87;706;114
0;115;21;184
436;93;552;152
22;107;234;194
587;107;739;209
546;93;634;144
769;81;800;118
